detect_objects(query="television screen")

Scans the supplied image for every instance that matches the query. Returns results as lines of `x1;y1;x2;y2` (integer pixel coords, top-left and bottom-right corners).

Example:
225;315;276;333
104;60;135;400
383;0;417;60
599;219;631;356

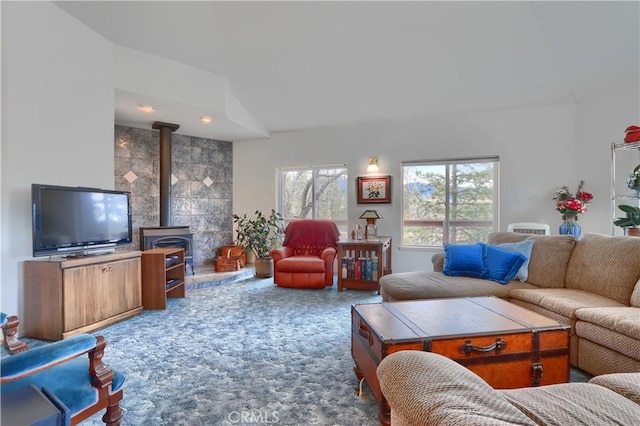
32;184;132;257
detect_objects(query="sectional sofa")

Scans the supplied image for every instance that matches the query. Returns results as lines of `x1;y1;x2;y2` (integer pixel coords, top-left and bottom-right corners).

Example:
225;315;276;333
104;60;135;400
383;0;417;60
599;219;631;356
377;350;640;426
379;232;640;376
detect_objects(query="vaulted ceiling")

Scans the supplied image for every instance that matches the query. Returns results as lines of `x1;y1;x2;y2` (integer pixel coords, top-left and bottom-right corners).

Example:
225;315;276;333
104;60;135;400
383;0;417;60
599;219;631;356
54;1;639;141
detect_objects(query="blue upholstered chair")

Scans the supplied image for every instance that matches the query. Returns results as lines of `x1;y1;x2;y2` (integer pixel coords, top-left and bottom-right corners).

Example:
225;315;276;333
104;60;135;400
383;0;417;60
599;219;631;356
1;322;125;426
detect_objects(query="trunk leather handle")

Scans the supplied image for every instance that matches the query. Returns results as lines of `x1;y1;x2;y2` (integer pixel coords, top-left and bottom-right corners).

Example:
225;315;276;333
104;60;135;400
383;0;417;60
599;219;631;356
358;321;374;346
460;338;506;356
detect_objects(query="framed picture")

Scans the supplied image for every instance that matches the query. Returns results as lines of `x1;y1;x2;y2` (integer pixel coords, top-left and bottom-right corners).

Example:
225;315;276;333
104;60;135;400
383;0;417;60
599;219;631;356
357;175;391;204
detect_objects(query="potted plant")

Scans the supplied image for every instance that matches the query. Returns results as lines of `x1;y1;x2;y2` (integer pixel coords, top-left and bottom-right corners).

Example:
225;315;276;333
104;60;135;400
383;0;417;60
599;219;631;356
627;165;640;192
613;204;640;237
233;209;285;277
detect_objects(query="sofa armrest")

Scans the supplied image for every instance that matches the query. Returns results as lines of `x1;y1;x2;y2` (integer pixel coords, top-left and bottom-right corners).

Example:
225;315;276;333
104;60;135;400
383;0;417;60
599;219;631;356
319;246;337;261
1;334;97;382
321;247;337;286
377;351;533;425
589;373;640;405
271;247;293;262
432;252;445;272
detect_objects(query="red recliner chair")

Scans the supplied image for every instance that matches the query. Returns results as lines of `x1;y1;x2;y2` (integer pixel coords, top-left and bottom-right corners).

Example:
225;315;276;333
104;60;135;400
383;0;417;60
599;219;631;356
271;219;340;289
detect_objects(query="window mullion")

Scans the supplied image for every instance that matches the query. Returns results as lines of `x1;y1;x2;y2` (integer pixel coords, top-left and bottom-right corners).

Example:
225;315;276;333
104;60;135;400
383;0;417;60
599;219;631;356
311;167;318;219
444;164;450;244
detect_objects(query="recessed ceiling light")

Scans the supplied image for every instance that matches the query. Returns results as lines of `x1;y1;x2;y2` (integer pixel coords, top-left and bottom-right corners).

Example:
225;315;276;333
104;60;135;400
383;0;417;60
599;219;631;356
138;105;154;113
201;116;213;124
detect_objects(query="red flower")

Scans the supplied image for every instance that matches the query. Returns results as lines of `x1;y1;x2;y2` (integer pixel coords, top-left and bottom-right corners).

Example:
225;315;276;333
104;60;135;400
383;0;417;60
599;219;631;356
576;191;593;202
553;181;593;215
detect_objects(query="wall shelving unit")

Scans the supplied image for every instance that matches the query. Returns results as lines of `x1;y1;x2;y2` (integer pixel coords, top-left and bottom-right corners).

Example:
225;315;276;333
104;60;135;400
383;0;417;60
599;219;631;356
611;141;640;235
141;247;186;310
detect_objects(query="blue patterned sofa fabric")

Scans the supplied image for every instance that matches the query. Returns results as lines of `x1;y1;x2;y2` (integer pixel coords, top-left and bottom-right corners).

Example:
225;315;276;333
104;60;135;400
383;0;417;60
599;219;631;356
2;358;111;415
0;312;7;326
1;334;125;417
1;334;96;380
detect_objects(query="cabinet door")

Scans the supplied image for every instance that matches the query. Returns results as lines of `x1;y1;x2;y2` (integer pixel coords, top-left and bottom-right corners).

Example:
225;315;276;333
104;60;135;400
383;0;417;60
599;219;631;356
63;258;141;332
108;257;142;314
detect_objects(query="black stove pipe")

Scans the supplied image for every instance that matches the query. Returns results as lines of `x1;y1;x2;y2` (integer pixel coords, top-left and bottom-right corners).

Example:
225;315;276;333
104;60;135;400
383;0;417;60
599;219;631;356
152;121;180;226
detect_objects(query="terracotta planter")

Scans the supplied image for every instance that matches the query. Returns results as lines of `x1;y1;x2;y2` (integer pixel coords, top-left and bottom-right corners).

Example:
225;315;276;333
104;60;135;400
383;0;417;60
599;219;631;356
624;228;640;237
254;257;274;278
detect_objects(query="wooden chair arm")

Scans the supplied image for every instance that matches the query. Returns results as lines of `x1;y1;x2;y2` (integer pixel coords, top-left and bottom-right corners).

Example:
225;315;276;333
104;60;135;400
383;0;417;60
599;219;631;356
89;335;115;390
1;314;28;354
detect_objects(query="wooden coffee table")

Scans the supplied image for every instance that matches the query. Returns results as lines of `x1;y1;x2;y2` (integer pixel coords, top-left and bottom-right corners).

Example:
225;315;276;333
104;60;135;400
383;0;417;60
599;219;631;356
351;297;570;425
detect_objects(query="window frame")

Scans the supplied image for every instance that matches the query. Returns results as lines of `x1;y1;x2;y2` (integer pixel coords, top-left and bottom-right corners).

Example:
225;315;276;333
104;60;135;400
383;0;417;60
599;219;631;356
401;156;500;248
277;164;348;231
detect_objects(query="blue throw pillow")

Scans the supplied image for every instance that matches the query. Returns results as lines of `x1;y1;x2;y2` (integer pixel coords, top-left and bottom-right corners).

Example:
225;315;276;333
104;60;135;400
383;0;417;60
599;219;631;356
496;240;535;282
484;244;527;284
443;243;487;278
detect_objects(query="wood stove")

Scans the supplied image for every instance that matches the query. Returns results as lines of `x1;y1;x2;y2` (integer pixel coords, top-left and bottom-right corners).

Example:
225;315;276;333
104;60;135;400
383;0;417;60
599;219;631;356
140;226;194;274
138;121;195;274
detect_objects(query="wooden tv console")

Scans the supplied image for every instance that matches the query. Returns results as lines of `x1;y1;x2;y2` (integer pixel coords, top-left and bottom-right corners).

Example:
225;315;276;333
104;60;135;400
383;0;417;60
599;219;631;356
23;251;143;341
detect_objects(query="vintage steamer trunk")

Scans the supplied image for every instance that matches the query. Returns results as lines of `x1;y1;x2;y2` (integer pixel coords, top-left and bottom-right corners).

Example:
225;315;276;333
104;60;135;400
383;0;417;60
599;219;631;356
351;297;570;426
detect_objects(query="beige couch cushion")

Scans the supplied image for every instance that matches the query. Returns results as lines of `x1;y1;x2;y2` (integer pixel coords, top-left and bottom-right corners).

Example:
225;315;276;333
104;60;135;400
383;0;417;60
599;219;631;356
631;281;640;307
508;288;625;320
379;271;536;302
565;233;640;305
500;382;640;425
488;232;576;288
575;307;640;361
589;372;640;405
377;351;536;426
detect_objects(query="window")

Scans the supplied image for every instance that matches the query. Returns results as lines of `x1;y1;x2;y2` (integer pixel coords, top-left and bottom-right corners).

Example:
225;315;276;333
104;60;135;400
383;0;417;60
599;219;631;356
278;165;348;235
402;157;499;246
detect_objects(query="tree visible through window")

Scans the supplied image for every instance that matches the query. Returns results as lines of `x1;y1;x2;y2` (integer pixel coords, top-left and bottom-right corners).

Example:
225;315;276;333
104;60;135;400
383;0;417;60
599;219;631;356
402;157;499;246
278;166;348;235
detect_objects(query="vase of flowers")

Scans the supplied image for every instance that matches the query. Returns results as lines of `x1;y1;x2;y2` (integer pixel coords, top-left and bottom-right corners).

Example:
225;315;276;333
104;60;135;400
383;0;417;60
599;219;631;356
553;180;593;237
559;212;581;237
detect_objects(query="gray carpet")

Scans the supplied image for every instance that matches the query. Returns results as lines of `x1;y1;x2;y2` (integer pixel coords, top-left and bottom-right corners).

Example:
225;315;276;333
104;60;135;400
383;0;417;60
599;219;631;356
4;276;592;425
87;277;381;425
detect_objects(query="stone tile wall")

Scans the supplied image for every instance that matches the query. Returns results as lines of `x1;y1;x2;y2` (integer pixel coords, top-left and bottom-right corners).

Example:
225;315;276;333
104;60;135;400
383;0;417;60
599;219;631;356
114;125;233;268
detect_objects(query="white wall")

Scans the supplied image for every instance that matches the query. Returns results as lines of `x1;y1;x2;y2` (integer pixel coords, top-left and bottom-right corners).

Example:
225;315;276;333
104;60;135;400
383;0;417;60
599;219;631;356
1;1;115;317
574;78;640;236
1;1;637;319
234;79;638;273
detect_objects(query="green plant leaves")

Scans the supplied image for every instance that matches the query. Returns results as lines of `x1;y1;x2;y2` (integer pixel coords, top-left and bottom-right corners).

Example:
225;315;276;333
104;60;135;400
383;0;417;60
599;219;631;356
614;204;640;228
233;209;284;258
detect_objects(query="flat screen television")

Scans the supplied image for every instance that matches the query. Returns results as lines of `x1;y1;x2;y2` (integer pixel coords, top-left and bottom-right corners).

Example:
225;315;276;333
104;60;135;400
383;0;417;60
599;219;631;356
31;183;133;257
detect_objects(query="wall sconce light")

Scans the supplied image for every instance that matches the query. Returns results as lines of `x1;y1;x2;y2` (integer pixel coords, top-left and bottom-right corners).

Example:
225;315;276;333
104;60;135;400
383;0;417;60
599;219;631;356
367;157;379;173
360;209;382;240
